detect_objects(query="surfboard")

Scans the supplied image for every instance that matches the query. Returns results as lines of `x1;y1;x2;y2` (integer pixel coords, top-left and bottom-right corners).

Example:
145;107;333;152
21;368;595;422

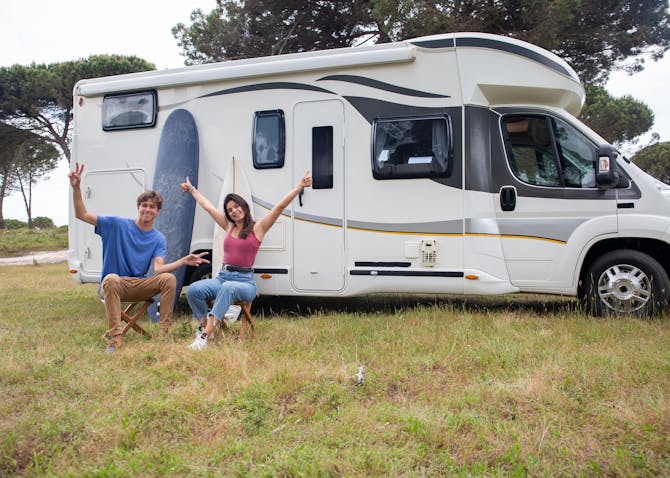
149;109;199;322
212;157;253;276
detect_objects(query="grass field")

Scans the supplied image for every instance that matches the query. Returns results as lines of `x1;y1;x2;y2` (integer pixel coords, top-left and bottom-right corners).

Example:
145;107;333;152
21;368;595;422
0;227;68;257
1;262;669;477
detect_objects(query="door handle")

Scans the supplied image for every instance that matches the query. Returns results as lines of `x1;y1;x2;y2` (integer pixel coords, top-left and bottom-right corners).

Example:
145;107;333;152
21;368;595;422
298;188;304;207
500;186;516;211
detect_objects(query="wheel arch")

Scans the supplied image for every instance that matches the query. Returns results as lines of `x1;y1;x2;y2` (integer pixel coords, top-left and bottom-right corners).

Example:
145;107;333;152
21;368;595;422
577;238;670;297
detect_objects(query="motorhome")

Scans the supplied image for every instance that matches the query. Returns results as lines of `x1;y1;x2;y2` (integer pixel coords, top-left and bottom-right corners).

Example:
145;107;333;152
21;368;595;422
69;32;670;317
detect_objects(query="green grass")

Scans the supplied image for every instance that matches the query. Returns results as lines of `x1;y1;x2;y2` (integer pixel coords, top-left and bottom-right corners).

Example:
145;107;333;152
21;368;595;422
1;263;669;476
0;227;68;257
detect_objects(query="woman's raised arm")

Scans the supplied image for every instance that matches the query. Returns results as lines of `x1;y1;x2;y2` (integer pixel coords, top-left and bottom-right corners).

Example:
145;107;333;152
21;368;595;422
181;177;229;230
254;171;312;241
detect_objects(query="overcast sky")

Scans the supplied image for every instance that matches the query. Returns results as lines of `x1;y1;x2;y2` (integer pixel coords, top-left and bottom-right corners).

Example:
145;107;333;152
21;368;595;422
1;0;669;226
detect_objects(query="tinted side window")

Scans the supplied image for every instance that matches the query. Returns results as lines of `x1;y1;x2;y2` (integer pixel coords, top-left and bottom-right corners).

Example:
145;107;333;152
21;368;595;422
102;91;157;131
554;121;596;188
253;110;285;169
312;126;333;189
372;116;453;179
502;115;596;188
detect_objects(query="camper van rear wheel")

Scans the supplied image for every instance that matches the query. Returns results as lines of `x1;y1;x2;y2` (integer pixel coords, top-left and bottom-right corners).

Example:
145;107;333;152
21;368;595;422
189;263;212;283
583;250;669;317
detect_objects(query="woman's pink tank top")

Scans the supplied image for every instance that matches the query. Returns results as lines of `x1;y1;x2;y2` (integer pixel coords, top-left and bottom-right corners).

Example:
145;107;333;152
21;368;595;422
223;228;261;267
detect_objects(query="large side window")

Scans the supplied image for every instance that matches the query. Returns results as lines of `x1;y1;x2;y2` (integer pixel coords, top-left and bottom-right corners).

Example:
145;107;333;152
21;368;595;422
372;115;453;180
502;115;596;188
102;91;157;131
253;110;285;169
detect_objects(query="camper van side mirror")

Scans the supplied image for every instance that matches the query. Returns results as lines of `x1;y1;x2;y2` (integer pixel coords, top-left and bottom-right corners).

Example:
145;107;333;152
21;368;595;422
595;145;620;189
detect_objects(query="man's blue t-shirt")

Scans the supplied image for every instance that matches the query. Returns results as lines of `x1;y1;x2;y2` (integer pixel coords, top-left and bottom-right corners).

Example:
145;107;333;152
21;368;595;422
95;216;167;281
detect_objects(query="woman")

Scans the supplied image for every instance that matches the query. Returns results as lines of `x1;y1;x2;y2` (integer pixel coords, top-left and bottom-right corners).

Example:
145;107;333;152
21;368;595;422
181;171;312;350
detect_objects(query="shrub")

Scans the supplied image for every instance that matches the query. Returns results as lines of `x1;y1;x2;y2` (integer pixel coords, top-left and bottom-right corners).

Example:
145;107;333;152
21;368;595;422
33;216;55;229
3;219;28;229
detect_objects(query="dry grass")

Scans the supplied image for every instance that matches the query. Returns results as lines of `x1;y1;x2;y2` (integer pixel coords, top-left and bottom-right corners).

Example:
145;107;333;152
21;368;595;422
0;227;68;257
1;263;669;476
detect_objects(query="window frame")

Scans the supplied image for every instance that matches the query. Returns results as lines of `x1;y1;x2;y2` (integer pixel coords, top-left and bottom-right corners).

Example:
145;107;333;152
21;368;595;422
102;90;157;131
252;109;286;169
371;114;454;180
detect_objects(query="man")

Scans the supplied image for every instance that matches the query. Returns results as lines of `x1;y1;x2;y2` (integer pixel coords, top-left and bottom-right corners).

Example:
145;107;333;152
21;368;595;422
69;162;208;352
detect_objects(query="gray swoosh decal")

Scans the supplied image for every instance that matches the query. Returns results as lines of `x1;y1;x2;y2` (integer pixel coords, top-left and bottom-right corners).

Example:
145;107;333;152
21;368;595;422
199;82;334;98
317;74;449;99
469;217;588;243
255;196;584;242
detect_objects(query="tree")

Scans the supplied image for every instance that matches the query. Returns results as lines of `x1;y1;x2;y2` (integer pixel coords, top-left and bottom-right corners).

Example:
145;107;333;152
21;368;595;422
0;55;155;164
0;121;40;228
388;0;670;85
173;0;385;64
13;137;60;229
174;0;669;86
631;142;670;184
579;84;654;145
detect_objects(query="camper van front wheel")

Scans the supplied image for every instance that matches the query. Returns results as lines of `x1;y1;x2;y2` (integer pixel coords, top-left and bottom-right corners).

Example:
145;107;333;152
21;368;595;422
583;250;669;317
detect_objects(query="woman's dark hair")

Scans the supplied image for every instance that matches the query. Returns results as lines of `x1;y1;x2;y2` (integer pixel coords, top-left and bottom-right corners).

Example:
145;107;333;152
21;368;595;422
223;193;255;239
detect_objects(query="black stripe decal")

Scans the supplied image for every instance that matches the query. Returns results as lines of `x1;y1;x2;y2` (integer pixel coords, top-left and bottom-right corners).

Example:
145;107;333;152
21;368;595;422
412;36;574;80
199;82;334;98
254;268;288;274
317;74;448;98
456;37;573;79
411;38;455;49
350;270;463;277
355;261;411;267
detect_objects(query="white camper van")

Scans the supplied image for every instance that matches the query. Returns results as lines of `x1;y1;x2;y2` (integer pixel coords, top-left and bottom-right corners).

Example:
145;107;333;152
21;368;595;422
69;32;670;317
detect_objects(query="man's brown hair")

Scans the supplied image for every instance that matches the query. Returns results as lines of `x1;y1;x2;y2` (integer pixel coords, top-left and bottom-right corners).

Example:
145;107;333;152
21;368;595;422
136;190;163;210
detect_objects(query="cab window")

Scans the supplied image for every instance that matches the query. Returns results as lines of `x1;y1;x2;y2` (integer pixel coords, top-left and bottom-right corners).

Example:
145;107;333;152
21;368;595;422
502;115;596;188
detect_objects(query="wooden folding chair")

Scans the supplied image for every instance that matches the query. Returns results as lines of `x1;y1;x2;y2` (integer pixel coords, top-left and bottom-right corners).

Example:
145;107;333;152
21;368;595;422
119;299;154;338
217;300;256;339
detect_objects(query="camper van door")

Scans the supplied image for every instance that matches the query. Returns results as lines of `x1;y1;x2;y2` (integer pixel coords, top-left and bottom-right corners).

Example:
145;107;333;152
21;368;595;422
292;100;346;291
495;112;617;288
80;169;146;275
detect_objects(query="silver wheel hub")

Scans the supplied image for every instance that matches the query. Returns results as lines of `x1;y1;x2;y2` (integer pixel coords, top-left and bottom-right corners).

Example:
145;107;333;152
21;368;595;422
597;264;651;313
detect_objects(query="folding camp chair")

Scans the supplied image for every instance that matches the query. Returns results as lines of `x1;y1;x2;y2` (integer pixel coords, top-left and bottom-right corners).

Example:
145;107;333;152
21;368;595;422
119;299;154;337
101;297;154;340
224;300;256;339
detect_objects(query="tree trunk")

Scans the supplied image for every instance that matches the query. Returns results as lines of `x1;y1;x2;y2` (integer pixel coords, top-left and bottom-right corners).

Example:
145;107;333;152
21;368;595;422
0;164;11;229
16;172;33;229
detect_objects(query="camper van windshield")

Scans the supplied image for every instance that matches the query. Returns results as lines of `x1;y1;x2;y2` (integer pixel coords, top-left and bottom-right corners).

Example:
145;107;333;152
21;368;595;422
372;115;453;180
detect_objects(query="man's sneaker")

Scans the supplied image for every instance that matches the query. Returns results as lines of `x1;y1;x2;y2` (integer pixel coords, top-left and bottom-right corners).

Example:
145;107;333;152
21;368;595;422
189;334;208;351
224;304;241;324
105;344;116;354
195;325;204;339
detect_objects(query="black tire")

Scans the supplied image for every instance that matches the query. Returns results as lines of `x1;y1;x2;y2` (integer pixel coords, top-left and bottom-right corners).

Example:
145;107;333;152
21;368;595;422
581;249;669;317
188;263;212;284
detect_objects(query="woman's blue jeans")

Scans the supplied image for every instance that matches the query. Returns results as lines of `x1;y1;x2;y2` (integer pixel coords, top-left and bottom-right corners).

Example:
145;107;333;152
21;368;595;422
186;269;256;321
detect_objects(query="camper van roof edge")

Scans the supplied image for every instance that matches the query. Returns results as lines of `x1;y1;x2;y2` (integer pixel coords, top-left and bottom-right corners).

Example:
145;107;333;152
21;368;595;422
76;46;417;97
